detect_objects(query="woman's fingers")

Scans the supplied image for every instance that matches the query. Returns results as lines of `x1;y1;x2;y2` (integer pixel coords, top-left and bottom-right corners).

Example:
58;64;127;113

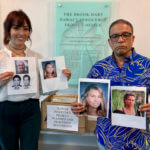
62;69;71;80
0;72;14;86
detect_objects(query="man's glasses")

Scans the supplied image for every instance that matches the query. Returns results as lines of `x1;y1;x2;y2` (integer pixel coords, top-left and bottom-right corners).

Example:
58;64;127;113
110;32;132;42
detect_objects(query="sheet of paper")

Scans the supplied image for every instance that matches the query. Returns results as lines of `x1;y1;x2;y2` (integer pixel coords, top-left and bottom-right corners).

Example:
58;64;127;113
38;56;68;93
111;86;146;130
7;57;37;95
47;105;78;131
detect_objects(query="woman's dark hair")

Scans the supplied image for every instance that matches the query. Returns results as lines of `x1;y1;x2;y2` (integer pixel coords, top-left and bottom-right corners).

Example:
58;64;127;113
45;62;54;68
3;9;32;45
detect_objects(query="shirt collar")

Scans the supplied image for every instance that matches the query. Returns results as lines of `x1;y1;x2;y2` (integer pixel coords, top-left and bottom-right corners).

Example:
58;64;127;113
112;47;136;62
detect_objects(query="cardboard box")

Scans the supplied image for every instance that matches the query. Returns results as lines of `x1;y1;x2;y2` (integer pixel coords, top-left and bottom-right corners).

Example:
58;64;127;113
85;116;97;133
50;94;77;103
41;95;86;134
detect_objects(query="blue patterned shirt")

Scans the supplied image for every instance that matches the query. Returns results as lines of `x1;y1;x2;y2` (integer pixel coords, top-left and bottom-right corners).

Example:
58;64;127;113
87;49;150;149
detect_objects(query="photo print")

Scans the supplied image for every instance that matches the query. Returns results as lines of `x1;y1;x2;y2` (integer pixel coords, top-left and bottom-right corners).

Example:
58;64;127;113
23;74;31;89
15;60;29;74
78;78;110;118
42;60;57;79
12;75;22;90
111;86;147;129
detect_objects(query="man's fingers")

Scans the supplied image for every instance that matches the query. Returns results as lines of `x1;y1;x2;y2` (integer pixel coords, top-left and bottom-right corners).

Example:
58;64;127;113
73;112;84;118
71;102;85;117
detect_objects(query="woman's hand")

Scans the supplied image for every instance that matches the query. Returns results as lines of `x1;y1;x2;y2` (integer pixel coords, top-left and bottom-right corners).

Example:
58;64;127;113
62;69;71;80
0;72;14;87
71;101;85;117
139;103;150;118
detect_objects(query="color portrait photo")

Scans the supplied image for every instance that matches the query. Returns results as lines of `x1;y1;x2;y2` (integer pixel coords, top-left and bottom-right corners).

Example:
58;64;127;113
78;78;110;118
42;60;57;79
15;60;29;74
111;86;147;129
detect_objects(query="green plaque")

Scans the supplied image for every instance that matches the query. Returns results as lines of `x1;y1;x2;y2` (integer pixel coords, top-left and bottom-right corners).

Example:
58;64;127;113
55;1;111;85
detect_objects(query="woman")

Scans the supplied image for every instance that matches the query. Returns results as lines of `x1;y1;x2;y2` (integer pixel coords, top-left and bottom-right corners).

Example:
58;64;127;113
114;92;142;116
44;62;57;79
0;10;71;150
81;84;106;117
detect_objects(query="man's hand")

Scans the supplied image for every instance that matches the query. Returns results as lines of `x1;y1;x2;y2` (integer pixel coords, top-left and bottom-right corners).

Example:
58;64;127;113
140;103;150;118
0;72;14;87
62;69;71;80
71;101;85;117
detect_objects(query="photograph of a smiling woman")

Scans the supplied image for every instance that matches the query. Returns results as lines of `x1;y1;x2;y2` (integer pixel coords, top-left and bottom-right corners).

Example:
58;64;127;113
79;78;110;117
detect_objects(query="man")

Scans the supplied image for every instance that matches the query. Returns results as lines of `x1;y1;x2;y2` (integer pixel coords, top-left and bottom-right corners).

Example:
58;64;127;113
12;75;22;90
23;74;30;89
71;19;150;149
16;60;28;74
113;92;143;116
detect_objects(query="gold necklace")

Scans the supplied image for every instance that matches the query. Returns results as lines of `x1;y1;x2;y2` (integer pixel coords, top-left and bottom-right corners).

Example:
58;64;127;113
7;44;26;57
8;43;26;51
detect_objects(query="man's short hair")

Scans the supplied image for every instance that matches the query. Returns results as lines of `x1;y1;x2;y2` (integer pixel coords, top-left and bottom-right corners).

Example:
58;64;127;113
124;92;136;101
109;19;134;36
13;75;21;81
23;74;30;81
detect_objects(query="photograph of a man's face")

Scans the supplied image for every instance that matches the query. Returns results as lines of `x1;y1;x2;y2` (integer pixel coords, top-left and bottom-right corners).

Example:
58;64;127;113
112;90;145;117
23;74;31;89
12;75;22;90
111;86;147;130
15;60;29;74
42;60;57;79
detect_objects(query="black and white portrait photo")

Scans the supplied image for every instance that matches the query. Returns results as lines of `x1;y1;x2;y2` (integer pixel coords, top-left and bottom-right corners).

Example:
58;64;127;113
7;57;37;95
23;74;31;89
12;75;22;90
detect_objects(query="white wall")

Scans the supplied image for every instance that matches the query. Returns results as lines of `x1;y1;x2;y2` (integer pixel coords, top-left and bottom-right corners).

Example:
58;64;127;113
0;0;150;57
111;0;150;57
0;0;54;57
0;0;150;147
